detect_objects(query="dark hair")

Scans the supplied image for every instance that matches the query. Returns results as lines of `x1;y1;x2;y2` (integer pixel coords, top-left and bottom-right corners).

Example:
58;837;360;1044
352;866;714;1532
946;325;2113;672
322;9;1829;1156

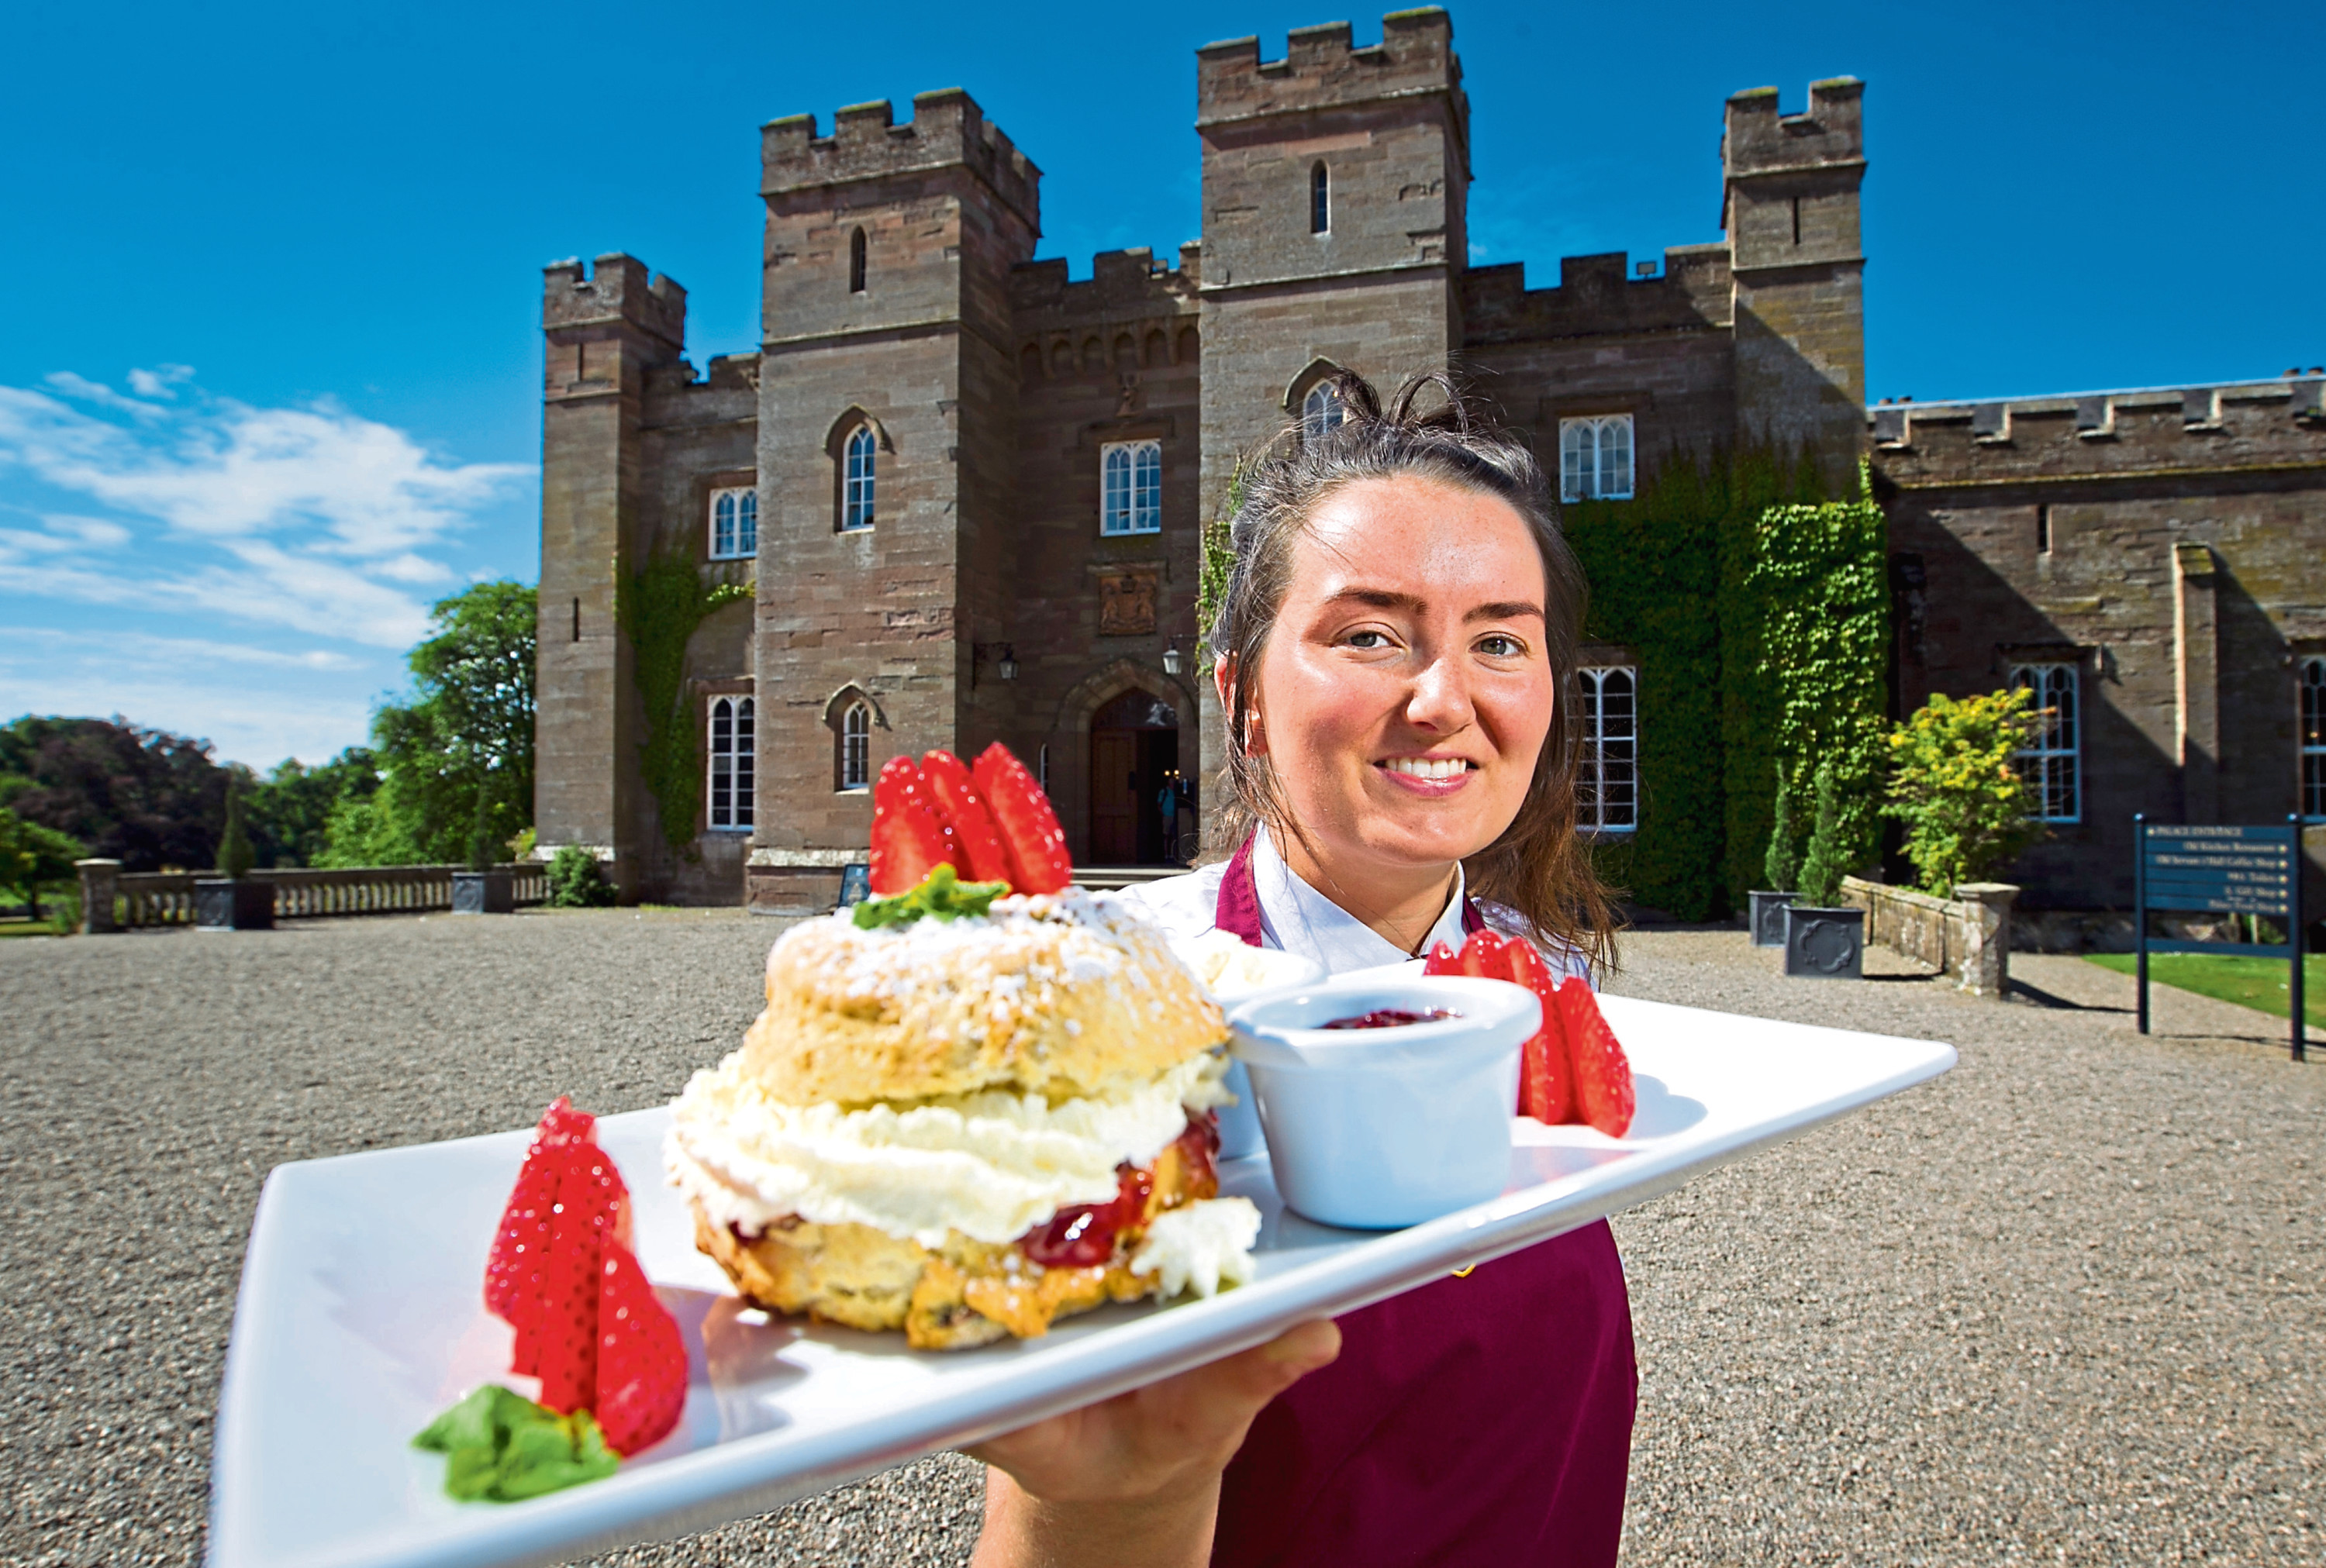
1205;370;1620;970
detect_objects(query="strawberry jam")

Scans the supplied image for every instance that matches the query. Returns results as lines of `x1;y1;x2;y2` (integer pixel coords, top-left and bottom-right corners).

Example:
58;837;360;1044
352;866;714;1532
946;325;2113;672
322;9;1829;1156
1321;1007;1459;1030
1020;1112;1220;1268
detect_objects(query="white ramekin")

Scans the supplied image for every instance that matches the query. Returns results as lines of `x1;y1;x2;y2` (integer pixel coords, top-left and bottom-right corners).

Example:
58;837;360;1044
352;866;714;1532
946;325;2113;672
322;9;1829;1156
1227;974;1537;1229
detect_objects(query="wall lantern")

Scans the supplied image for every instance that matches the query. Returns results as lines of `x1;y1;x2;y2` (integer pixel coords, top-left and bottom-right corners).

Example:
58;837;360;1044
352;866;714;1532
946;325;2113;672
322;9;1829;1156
1161;640;1185;677
996;645;1019;682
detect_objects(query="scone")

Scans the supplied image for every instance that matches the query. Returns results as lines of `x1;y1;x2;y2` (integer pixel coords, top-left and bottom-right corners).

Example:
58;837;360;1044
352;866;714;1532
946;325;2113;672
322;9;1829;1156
666;886;1262;1349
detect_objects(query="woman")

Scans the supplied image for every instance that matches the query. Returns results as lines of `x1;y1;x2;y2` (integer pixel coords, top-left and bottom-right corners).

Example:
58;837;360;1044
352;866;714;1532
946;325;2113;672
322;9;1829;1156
971;374;1635;1568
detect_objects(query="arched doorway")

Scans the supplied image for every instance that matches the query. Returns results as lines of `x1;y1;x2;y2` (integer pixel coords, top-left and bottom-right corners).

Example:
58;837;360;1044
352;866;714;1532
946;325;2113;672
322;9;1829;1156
1088;688;1181;865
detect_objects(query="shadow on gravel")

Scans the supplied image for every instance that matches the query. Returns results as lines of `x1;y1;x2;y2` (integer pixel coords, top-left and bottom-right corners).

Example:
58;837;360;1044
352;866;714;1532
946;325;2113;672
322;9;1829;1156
2007;978;2121;1013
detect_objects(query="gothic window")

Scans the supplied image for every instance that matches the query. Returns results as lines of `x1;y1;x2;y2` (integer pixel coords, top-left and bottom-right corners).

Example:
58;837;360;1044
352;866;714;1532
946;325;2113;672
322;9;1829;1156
1310;162;1330;234
2300;655;2325;821
849;227;867;294
708;696;754;830
1559;415;1634;501
709;487;756;560
839;701;871;791
2010;663;2081;822
1302;382;1344;440
1100;440;1162;535
842;426;876;531
1576;667;1638;832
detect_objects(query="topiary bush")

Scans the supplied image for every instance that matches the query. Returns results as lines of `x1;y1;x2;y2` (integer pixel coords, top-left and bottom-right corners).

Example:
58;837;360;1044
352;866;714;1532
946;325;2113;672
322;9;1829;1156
216;784;256;880
1796;757;1848;906
546;845;616;908
1762;760;1800;894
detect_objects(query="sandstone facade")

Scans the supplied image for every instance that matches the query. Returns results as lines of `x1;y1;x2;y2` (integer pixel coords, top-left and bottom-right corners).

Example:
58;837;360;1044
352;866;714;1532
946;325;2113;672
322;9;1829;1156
535;9;2318;922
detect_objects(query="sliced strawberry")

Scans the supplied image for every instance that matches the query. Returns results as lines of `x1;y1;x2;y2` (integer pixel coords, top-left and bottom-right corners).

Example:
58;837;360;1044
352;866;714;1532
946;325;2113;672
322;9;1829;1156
595;1239;687;1456
870;756;955;894
1421;940;1462;977
1455;928;1511;981
487;1097;595;1370
972;743;1072;894
533;1143;605;1414
1557;976;1635;1138
1504;942;1575;1125
919;750;1014;885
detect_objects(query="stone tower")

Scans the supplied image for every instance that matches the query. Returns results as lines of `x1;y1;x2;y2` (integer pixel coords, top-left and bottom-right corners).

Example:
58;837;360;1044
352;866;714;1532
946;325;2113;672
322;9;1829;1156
1191;9;1472;804
1722;78;1866;486
747;91;1042;910
536;253;688;893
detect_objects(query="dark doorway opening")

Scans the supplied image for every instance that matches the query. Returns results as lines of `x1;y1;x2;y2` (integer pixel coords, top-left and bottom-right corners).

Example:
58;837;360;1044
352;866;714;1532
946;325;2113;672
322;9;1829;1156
1089;688;1181;865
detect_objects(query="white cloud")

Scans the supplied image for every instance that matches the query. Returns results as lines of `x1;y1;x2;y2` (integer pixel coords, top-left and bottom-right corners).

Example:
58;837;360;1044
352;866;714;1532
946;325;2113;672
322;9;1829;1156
126;364;195;399
0;374;529;648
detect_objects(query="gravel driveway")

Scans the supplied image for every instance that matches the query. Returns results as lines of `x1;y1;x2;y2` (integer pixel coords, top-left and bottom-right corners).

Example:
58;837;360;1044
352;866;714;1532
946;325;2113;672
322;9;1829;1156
2;911;2319;1566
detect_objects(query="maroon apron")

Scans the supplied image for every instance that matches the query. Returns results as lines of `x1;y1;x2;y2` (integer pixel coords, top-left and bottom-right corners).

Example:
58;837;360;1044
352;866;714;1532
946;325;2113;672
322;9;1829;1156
1210;837;1637;1567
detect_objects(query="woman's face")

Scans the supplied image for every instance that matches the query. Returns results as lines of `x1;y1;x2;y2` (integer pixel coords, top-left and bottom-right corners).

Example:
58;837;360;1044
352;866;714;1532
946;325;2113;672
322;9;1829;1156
1241;473;1557;879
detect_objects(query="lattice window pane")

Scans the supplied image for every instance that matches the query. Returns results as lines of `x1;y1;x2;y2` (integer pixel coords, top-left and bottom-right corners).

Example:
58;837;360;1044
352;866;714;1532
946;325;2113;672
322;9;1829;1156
1310;163;1330;234
1101;444;1132;534
713;493;736;558
2300;658;2324;820
1303;384;1343;440
1133;441;1161;532
733;698;754;828
737;491;757;556
1561;421;1589;502
1575;667;1639;832
841;703;871;791
709;698;734;828
1600;417;1634;499
2011;663;2082;822
844;429;877;531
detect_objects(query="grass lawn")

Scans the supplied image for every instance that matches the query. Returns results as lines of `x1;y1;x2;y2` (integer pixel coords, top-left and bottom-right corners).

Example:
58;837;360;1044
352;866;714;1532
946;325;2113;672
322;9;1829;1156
0;917;69;940
2086;952;2326;1030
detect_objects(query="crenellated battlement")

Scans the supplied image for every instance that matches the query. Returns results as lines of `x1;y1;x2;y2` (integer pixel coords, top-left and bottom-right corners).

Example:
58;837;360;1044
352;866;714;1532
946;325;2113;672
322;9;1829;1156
1724;77;1864;178
1462;246;1732;344
542;253;685;350
761;88;1040;230
1009;246;1201;325
1196;9;1463;129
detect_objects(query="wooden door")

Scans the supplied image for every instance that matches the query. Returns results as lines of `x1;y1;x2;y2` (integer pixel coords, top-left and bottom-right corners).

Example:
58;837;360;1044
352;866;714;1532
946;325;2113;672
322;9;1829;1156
1089;729;1137;863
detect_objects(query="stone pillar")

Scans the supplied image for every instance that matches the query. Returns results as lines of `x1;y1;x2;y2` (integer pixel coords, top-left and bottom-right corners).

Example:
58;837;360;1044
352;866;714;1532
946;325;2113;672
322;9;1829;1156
2172;541;2221;822
76;859;119;934
1952;882;2019;998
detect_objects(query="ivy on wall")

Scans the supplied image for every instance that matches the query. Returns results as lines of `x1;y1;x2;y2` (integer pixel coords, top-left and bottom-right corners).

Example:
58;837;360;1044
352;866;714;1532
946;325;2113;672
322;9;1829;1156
1562;446;1827;920
1734;470;1889;899
620;553;752;854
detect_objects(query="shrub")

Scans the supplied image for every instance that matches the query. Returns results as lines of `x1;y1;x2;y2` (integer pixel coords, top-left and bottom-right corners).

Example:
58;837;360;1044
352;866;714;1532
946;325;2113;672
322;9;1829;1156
546;845;616;908
216;784;256;880
1796;758;1848;906
1762;761;1800;894
1882;688;2044;897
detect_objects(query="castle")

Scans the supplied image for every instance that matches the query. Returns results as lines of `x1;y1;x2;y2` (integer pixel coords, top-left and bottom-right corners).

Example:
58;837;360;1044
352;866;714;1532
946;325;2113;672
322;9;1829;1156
534;9;2325;922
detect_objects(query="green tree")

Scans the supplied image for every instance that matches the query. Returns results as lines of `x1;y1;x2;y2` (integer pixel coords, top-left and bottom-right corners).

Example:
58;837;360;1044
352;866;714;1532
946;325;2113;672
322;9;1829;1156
325;581;537;866
1882;688;2044;896
0;715;226;870
245;749;381;867
0;805;85;920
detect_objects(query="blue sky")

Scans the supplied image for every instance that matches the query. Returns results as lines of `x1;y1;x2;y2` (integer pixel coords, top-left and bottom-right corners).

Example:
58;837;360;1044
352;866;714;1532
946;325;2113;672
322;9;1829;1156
4;1;2318;767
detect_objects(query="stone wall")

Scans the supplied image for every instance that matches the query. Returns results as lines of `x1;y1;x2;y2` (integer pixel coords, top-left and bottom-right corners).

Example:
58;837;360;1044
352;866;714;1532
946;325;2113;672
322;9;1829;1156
1876;377;2326;909
1840;876;2017;997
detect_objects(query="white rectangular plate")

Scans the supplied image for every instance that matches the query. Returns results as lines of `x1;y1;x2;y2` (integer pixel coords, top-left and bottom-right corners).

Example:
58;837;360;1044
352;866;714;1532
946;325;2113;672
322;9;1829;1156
209;995;1954;1568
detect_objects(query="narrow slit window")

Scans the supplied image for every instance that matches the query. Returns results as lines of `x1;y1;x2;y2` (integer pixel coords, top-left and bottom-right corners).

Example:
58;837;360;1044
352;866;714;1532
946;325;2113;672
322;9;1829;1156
1576;667;1638;832
1310;163;1330;235
1099;439;1162;534
840;701;871;791
2300;656;2325;821
2036;505;2052;554
708;696;754;830
2010;663;2081;822
842;427;876;531
1791;195;1802;246
848;227;867;294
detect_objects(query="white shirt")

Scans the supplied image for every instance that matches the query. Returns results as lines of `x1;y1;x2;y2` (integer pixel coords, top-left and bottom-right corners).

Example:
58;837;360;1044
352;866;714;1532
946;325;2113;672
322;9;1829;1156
1120;830;1473;978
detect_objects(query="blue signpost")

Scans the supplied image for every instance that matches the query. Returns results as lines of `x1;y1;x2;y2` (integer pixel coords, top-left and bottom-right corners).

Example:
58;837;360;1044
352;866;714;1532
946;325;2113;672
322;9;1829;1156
2134;815;2308;1060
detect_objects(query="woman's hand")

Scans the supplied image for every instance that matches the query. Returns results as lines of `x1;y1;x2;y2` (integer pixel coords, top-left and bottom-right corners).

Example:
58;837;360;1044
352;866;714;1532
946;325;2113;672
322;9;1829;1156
968;1318;1341;1568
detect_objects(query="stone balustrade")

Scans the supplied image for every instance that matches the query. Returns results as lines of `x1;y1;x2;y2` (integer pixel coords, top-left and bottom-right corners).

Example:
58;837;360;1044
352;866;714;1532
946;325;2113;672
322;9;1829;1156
74;860;547;932
1838;876;2019;998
